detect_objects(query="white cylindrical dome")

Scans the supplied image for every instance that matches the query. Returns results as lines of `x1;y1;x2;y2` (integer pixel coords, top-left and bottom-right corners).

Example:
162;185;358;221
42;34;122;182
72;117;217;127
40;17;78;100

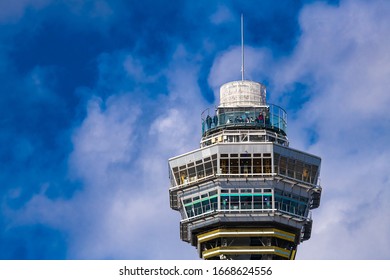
219;80;266;107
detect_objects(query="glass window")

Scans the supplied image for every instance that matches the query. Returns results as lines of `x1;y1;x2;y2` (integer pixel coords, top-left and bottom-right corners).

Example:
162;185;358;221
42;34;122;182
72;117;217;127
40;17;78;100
263;194;272;209
196;163;204;179
188;166;196;182
303;164;310;182
205;161;213;176
311;165;319;184
221;195;229;210
249;135;265;142
253;158;262;174
254;195;262;209
185;205;193;218
193;201;202;215
180;171;188;184
287;158;295;178
240;158;252;174
295;160;304;181
220;159;228;173
174;170;181;185
229;159;239;174
273;153;280;173
263;158;272;173
240;153;251;157
280;156;287;175
210;195;218;211
240;194;252;209
202;197;211;213
212;158;218;174
230;195;239;210
183;198;192;205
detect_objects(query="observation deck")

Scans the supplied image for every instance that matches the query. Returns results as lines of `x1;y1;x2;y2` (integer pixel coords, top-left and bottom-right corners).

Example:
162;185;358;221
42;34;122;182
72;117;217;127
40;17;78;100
201;104;287;138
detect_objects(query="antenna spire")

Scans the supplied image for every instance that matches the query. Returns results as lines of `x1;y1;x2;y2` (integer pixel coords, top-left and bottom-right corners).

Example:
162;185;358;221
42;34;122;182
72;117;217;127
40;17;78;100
241;13;245;81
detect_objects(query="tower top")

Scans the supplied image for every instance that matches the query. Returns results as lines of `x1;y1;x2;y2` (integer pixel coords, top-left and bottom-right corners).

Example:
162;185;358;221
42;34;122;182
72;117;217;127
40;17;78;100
219;80;266;107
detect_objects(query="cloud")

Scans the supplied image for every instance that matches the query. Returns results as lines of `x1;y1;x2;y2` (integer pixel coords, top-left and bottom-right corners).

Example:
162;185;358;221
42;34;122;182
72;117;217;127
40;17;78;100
0;0;51;23
210;5;234;25
69;94;139;186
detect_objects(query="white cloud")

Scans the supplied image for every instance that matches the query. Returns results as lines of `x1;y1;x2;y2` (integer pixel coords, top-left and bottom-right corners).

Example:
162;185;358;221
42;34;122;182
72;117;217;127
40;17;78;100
69;94;139;186
0;0;51;22
210;5;234;25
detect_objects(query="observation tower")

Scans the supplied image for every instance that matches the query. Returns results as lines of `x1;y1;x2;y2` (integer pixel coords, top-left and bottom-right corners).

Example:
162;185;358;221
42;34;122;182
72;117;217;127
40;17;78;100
169;16;321;260
168;79;322;260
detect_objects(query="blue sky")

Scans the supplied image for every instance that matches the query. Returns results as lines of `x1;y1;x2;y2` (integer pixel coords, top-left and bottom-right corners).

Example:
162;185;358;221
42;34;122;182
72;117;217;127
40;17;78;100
1;0;390;260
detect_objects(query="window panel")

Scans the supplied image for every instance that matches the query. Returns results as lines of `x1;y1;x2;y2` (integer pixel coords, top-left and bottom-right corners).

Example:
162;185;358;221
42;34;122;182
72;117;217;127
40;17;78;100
221;195;229;210
263;158;272;174
188;166;196;182
230;195;239;210
287;158;295;178
240;194;252;209
254;195;262;209
263;195;272;209
205;161;213;176
194;164;203;180
240;158;252;174
220;159;228;174
210;196;218;211
229;159;239;174
179;171;188;184
212;159;218;174
280;156;287;175
253;158;262;173
185;205;193;218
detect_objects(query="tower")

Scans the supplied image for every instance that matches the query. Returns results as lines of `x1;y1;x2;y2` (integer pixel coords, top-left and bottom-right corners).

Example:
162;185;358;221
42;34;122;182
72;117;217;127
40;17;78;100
168;16;321;260
168;79;322;260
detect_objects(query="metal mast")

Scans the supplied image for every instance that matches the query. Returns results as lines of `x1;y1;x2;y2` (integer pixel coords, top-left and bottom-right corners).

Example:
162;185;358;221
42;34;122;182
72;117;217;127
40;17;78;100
241;14;245;81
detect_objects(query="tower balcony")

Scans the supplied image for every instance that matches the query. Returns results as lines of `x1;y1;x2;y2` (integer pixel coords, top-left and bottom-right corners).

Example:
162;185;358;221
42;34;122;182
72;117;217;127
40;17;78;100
201;104;287;138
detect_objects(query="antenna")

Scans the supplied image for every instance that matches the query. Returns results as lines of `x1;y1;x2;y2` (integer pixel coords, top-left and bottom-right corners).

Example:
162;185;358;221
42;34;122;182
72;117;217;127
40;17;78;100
241;13;245;81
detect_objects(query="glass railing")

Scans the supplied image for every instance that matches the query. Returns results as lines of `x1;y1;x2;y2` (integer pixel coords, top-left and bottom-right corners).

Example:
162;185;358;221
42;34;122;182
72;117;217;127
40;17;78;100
202;105;287;137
